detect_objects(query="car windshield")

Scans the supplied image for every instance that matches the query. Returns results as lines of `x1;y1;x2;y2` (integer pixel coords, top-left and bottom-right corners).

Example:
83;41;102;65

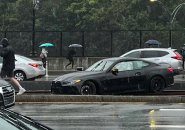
0;112;48;130
86;60;114;71
0;117;20;130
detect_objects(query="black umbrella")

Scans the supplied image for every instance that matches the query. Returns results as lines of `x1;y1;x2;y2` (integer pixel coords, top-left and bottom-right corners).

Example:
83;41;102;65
68;44;83;48
145;40;161;45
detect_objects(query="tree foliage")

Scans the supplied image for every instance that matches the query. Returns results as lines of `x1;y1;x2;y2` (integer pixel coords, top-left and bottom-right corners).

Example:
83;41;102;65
0;0;185;31
1;0;185;57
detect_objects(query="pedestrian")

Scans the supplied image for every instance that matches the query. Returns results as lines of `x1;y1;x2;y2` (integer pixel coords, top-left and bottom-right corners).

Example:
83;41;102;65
65;49;76;69
40;47;48;68
180;45;185;69
0;38;26;95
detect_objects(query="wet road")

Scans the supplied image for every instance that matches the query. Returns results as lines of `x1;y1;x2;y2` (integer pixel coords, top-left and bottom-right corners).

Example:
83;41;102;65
11;103;185;130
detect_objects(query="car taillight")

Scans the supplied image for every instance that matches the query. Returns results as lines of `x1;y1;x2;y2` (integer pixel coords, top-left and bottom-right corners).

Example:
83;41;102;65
171;51;182;60
29;63;39;68
167;67;174;72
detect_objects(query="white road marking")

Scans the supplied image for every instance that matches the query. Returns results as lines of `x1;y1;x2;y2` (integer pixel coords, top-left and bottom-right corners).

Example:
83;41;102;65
150;125;185;128
160;109;185;111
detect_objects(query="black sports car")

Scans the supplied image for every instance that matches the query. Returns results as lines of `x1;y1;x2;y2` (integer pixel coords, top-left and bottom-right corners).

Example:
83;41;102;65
51;57;174;95
0;108;53;130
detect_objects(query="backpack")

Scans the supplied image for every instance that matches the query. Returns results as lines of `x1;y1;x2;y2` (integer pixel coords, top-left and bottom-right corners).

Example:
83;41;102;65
181;49;185;58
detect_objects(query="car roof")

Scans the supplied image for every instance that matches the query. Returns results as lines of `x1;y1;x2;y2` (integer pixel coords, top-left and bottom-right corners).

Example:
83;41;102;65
101;57;150;62
126;48;176;52
120;48;177;57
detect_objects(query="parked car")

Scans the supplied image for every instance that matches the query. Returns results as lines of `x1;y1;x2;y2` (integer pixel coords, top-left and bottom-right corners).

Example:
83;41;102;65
0;109;54;130
120;48;183;74
51;57;174;95
0;54;46;81
0;79;15;108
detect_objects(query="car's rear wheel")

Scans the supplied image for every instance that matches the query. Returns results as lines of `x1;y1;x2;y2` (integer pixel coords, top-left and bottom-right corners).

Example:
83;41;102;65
80;81;96;95
14;71;26;81
150;76;165;93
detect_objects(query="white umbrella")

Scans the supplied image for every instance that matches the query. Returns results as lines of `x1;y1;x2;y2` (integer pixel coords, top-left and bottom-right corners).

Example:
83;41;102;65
68;44;83;48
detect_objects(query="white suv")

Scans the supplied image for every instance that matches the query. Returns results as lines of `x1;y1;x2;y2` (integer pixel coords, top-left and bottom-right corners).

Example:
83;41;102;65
120;48;183;74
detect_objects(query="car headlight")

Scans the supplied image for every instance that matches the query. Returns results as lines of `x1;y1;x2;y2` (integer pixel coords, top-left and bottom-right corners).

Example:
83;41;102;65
62;80;81;86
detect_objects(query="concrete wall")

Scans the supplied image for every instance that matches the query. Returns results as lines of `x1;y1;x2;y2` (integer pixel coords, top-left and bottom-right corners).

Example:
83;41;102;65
35;57;108;70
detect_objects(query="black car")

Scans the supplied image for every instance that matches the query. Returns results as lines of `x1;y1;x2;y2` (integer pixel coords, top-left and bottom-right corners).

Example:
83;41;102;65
0;108;54;130
51;57;174;95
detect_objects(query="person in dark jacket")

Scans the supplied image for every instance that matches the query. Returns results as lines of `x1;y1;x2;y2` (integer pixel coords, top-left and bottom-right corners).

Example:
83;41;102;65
65;49;76;69
181;45;185;69
0;38;26;95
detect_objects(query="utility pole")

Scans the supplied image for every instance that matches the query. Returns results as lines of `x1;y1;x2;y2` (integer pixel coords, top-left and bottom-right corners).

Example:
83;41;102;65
30;0;40;57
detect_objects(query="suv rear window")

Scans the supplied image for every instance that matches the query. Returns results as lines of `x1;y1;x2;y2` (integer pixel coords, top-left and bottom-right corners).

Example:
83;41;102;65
141;50;169;58
125;51;141;58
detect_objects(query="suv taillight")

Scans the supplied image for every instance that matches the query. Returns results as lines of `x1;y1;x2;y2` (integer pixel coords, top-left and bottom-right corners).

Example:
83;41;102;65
167;67;174;72
171;51;182;60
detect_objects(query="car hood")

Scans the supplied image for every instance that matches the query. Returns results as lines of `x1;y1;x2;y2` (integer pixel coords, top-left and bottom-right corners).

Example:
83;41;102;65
53;71;103;81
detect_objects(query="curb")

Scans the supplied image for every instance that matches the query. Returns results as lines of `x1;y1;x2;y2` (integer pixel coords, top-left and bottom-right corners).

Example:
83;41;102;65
15;95;185;103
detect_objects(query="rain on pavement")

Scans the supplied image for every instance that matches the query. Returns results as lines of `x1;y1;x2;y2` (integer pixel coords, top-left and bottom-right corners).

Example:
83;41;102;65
11;102;185;130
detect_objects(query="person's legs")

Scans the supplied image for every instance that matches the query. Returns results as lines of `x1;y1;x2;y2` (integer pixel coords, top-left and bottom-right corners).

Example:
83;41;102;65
42;57;47;68
71;59;74;69
1;69;26;95
10;77;23;89
10;77;26;95
65;59;72;68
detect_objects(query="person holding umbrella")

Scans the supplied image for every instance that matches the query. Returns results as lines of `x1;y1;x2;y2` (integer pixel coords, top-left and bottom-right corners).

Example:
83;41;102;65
65;44;82;69
65;49;76;69
39;42;53;68
40;47;48;68
180;44;185;69
0;38;26;95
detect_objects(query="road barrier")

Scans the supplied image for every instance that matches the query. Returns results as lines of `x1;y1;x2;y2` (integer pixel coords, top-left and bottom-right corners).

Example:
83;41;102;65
16;95;185;103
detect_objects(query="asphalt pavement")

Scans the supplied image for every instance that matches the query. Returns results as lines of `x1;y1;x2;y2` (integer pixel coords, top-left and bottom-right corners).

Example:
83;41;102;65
11;102;185;130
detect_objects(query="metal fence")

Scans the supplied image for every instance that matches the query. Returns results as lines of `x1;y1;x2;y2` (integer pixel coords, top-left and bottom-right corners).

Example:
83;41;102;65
1;30;185;57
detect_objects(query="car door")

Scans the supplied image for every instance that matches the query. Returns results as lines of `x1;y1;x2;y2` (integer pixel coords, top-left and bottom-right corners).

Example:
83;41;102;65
103;61;133;93
127;61;148;91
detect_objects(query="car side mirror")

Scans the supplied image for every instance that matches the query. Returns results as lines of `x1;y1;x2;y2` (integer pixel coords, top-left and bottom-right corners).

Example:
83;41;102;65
112;68;118;75
76;67;84;71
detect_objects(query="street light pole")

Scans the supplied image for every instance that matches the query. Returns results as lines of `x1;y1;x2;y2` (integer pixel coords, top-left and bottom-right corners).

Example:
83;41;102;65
30;0;39;57
150;0;185;47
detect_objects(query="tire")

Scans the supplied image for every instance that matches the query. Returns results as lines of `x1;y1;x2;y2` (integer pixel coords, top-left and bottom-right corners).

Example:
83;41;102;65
150;76;165;93
14;71;26;81
80;81;96;95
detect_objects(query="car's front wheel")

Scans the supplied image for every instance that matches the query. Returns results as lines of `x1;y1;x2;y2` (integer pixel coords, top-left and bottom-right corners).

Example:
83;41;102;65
150;76;165;93
14;71;26;81
80;81;96;95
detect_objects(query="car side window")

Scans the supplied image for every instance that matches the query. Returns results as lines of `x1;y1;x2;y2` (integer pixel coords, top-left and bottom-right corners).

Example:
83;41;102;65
141;50;169;58
113;61;134;72
132;61;149;70
124;51;141;58
159;51;169;56
141;51;159;58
